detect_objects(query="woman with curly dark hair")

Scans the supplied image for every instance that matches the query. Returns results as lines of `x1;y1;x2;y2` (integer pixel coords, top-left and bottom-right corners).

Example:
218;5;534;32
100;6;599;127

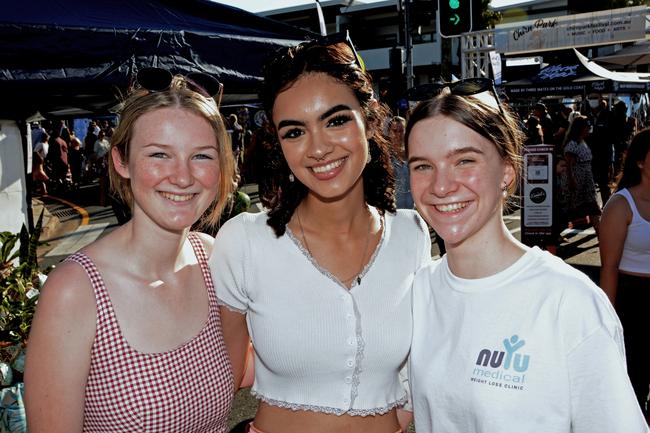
209;35;431;433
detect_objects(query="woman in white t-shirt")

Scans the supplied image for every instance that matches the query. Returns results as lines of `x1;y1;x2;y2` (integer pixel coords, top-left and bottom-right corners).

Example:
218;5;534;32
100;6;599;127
209;35;431;433
404;80;647;433
599;128;650;423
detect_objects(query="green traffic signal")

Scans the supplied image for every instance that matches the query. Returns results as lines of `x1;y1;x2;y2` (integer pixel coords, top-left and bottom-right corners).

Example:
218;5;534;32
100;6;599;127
438;0;473;37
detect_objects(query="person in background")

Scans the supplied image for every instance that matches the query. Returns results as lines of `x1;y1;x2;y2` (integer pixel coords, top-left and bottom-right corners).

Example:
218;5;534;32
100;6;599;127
46;127;69;188
25;69;237;432
586;94;613;205
31;151;49;195
93;130;111;205
532;101;554;141
388;115;414;209
563;115;601;232
599;128;650;424
33;131;49;160
210;36;431;433
405;81;647;432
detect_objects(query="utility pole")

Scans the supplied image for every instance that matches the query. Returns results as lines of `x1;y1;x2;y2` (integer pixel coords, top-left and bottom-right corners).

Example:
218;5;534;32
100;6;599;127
403;0;414;89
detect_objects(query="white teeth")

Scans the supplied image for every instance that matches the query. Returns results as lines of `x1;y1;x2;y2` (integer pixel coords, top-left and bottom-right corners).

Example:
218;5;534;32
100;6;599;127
312;158;345;173
435;202;468;212
160;192;195;202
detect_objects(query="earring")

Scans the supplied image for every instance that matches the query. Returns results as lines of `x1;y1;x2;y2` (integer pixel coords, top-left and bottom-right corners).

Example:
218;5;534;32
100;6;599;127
501;184;508;198
289;173;295;182
366;151;372;164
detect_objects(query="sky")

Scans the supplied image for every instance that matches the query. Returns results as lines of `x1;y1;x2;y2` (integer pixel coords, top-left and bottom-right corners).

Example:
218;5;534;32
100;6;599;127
215;0;533;14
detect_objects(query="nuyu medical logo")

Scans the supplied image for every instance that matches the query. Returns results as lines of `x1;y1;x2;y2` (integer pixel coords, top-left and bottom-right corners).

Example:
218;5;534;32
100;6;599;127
470;335;530;391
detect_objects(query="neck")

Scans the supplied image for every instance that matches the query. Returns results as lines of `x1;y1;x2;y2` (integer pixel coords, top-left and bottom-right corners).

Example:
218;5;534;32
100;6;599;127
299;183;370;234
445;220;526;279
116;212;191;279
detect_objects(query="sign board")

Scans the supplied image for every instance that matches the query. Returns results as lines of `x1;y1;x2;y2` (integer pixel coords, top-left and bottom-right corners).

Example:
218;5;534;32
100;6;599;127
495;6;646;55
521;145;554;246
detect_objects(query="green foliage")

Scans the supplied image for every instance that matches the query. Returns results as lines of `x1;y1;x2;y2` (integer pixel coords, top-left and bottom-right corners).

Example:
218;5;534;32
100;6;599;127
0;212;45;346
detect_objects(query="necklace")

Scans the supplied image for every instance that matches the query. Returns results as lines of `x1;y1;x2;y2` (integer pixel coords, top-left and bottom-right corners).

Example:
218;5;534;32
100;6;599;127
296;206;372;286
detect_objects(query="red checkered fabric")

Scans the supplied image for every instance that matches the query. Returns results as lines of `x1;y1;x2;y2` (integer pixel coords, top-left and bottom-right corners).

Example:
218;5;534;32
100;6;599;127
65;232;234;432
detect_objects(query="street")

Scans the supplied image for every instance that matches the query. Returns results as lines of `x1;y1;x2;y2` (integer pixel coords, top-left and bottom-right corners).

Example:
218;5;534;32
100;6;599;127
35;181;603;284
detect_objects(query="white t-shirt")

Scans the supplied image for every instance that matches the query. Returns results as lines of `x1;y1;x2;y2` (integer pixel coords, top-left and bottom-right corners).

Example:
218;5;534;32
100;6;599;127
210;208;431;415
410;246;648;433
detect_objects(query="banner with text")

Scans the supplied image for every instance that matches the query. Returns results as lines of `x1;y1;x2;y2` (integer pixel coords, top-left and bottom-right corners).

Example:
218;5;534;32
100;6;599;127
495;6;646;55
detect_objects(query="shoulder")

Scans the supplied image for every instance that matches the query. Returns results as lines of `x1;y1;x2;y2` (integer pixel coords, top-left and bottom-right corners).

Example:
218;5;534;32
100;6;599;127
389;209;428;233
191;231;215;256
602;192;632;220
412;258;444;294
212;211;273;255
527;249;619;339
36;259;97;322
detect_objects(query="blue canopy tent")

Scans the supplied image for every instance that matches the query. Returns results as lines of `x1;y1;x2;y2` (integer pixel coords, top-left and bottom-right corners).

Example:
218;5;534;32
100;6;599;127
0;0;313;119
0;0;313;234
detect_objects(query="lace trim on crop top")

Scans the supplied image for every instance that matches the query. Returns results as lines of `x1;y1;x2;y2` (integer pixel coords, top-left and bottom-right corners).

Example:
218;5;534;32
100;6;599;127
249;390;408;416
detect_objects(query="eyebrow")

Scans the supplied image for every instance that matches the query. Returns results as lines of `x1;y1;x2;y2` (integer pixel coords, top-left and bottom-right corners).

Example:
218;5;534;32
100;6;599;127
407;146;484;165
276;104;352;130
142;143;217;151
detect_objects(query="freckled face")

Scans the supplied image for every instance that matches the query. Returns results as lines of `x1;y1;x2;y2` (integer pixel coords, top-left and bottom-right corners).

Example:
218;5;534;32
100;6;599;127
408;115;514;249
112;107;221;233
272;72;371;202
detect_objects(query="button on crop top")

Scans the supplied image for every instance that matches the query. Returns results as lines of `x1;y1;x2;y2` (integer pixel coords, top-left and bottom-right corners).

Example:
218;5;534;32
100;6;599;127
210;209;431;415
616;188;650;274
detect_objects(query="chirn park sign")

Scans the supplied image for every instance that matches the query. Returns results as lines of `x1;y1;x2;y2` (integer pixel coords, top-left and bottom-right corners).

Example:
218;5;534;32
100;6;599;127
494;6;647;55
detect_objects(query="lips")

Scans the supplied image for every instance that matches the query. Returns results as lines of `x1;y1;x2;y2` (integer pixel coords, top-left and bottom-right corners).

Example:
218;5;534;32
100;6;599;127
434;201;469;213
311;157;346;174
159;191;196;202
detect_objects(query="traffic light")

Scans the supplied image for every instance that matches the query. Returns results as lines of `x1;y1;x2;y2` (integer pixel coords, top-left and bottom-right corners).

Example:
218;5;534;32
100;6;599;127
438;0;473;38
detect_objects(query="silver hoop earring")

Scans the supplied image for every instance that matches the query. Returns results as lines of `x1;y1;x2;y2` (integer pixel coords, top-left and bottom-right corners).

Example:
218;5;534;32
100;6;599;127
289;173;295;182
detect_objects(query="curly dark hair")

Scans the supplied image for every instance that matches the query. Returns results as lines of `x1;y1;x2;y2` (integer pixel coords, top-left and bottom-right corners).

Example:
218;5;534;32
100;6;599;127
259;40;395;237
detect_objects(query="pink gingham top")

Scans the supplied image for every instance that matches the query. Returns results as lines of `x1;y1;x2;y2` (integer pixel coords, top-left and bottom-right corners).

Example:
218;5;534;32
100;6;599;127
65;233;234;433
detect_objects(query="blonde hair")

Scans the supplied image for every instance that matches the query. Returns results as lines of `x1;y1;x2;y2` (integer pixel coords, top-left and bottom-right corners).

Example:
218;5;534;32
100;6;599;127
109;75;236;227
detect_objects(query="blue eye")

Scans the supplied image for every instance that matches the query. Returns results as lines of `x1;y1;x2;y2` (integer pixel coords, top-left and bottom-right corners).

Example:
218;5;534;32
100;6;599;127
193;153;214;160
149;152;168;158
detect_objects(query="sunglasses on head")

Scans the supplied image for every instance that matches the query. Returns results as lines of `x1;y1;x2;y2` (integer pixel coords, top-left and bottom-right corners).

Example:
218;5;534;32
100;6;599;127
407;78;504;116
136;67;224;108
303;30;365;72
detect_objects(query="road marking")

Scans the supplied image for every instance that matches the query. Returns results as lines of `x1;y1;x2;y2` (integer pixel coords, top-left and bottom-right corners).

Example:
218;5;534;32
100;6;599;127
561;227;596;236
42;194;90;226
45;223;110;257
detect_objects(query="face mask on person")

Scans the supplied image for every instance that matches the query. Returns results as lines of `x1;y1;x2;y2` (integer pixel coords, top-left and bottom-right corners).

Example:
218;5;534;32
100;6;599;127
588;99;600;109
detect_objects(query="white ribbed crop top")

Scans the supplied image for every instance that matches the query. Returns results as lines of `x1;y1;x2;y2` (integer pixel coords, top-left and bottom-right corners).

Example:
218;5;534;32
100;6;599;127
209;208;431;415
616;188;650;274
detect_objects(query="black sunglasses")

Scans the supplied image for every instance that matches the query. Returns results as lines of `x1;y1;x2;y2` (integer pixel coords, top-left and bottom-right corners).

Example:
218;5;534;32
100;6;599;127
406;78;504;116
136;67;224;108
302;30;365;72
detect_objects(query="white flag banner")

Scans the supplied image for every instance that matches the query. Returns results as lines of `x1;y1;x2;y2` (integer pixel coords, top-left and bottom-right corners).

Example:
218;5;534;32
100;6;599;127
494;6;646;54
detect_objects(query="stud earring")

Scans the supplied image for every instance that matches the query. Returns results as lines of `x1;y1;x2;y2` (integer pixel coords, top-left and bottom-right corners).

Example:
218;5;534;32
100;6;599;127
289;173;295;182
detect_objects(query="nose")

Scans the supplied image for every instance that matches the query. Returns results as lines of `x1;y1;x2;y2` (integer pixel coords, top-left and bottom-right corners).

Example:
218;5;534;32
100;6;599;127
169;159;194;188
429;168;458;197
307;130;334;161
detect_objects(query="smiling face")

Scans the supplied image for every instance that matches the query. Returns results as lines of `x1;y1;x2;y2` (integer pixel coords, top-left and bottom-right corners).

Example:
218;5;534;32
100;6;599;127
271;72;371;203
112;107;221;233
408;115;514;249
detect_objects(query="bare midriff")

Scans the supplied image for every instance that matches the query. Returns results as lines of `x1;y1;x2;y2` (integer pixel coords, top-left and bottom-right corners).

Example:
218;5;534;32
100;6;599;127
253;401;401;433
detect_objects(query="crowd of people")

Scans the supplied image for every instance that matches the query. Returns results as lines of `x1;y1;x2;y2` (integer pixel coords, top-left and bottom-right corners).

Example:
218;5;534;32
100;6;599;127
30;118;115;198
521;95;643;235
21;33;649;433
